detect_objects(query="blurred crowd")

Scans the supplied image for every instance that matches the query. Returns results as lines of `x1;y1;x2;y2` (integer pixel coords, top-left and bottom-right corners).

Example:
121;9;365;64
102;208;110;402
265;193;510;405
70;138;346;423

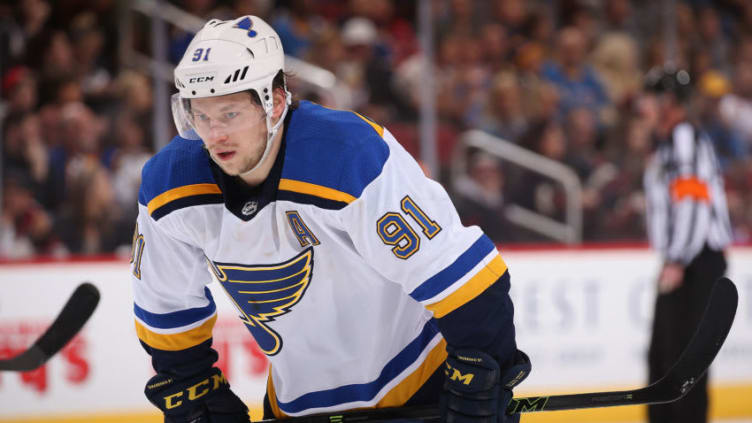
1;0;751;258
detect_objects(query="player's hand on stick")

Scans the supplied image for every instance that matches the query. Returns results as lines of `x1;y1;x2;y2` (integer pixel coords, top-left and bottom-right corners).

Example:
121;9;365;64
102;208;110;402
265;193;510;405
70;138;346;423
145;367;250;423
441;348;530;423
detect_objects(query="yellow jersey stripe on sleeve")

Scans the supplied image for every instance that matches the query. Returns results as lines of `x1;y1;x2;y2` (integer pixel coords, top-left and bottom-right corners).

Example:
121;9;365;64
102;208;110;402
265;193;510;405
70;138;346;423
135;314;217;351
354;112;384;138
376;338;447;408
426;255;508;319
279;179;357;204
147;183;222;216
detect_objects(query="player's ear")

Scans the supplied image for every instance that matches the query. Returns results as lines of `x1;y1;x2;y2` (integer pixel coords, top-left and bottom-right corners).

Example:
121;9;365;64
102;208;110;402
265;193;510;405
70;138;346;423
271;88;286;123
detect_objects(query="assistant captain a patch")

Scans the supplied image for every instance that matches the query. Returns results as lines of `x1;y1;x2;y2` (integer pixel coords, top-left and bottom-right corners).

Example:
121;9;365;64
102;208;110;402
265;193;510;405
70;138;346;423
208;248;313;356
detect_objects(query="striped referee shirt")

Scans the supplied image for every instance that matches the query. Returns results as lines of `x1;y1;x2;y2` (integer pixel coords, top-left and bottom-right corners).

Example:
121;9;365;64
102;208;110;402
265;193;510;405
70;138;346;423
644;122;732;264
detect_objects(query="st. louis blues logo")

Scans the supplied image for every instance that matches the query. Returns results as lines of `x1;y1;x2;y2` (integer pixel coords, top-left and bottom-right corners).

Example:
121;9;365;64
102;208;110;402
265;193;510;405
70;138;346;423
209;248;313;355
234;17;258;37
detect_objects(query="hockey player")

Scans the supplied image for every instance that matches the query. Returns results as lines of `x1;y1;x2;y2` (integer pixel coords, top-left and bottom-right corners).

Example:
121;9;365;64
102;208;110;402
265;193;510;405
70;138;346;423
131;15;529;423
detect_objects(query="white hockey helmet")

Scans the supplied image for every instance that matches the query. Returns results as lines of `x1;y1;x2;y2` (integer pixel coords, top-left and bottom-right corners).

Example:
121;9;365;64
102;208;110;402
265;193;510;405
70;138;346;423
172;16;291;171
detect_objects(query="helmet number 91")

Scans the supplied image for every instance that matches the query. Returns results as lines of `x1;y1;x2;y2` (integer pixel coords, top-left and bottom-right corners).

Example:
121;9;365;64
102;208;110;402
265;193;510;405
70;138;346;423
192;48;212;62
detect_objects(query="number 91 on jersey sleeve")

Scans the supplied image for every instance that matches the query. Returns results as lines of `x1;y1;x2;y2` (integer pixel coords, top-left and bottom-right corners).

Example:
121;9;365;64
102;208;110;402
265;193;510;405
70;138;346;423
376;195;442;260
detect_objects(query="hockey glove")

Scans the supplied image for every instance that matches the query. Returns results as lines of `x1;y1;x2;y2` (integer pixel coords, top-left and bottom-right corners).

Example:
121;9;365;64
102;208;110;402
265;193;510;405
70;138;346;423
145;367;250;423
441;348;530;423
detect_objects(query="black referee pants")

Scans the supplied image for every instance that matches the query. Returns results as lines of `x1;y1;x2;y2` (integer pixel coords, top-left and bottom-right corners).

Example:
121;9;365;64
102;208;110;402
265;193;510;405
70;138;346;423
647;246;726;423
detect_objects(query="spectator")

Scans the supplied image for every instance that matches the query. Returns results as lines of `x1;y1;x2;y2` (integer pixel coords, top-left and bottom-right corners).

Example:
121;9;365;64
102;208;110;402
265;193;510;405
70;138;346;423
109;112;151;221
300;27;350;107
70;12;111;99
340;16;402;119
2;113;50;203
1;66;37;118
435;0;483;38
513;120;569;223
479;23;510;74
602;0;639;39
597;117;650;240
490;0;528;48
563;106;601;181
0;171;61;258
168;0;218;63
0;0;51;72
453;150;516;243
695;7;730;74
591;32;642;110
520;8;554;47
514;42;560;122
39;30;76;82
563;107;618;239
476;71;527;142
563;3;599;49
271;0;323;58
335;17;382;112
53;157;132;254
111;70;153;140
541;26;611;121
46;101;106;210
718;60;752;154
697;70;747;167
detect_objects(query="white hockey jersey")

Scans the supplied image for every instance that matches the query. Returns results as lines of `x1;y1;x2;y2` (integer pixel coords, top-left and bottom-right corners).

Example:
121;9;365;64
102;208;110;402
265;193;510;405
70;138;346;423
131;101;511;417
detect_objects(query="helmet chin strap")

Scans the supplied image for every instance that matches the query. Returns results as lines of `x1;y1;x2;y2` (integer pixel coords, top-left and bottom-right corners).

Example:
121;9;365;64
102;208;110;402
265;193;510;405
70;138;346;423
240;91;291;177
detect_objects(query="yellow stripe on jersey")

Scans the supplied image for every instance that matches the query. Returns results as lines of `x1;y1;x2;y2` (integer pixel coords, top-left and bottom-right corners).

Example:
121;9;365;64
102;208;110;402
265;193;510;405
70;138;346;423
146;183;222;216
354;112;385;138
426;254;508;319
376;339;448;408
135;314;217;351
278;179;357;204
266;366;286;419
319;103;384;138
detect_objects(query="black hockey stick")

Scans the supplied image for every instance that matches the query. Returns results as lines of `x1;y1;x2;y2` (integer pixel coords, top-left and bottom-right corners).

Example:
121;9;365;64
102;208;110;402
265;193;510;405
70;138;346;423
0;282;100;372
261;277;738;422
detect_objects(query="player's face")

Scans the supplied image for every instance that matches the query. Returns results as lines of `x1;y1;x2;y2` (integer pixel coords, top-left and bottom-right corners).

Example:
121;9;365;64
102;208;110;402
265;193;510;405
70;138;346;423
190;92;267;175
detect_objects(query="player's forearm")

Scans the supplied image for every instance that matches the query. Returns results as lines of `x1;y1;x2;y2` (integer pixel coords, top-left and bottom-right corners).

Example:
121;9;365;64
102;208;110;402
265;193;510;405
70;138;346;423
433;270;517;366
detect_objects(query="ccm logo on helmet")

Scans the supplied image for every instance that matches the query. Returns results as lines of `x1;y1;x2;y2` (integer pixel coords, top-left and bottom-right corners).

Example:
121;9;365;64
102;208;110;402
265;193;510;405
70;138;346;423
189;76;215;83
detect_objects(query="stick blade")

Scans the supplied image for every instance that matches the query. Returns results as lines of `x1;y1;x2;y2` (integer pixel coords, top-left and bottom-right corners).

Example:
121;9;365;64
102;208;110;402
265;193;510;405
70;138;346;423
0;282;100;372
650;276;738;403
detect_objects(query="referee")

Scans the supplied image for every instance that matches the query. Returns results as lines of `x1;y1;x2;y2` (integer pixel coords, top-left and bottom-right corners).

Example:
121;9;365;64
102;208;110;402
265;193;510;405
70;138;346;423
642;68;733;423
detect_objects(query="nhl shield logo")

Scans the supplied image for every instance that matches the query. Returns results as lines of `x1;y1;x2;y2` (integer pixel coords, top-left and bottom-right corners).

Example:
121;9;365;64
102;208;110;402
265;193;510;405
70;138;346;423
241;200;258;216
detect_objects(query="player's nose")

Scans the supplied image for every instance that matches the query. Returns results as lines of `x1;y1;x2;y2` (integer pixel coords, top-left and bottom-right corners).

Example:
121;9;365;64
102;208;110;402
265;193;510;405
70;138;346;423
205;126;229;145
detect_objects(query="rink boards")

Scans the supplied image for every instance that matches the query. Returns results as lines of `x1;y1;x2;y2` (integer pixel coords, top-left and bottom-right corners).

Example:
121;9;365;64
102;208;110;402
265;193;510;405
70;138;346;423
0;246;750;422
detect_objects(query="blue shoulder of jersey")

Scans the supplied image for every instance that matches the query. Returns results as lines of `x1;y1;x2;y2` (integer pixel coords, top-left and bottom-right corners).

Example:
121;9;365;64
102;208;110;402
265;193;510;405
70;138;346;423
138;136;223;220
278;101;390;210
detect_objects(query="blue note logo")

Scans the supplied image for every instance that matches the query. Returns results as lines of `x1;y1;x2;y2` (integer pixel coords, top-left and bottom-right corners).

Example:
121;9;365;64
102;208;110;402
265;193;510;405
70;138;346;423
234;17;258;37
209;248;313;355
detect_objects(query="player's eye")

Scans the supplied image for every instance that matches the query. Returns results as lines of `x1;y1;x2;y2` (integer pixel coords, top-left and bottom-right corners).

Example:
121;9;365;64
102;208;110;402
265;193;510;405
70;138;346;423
194;113;209;122
224;111;239;119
